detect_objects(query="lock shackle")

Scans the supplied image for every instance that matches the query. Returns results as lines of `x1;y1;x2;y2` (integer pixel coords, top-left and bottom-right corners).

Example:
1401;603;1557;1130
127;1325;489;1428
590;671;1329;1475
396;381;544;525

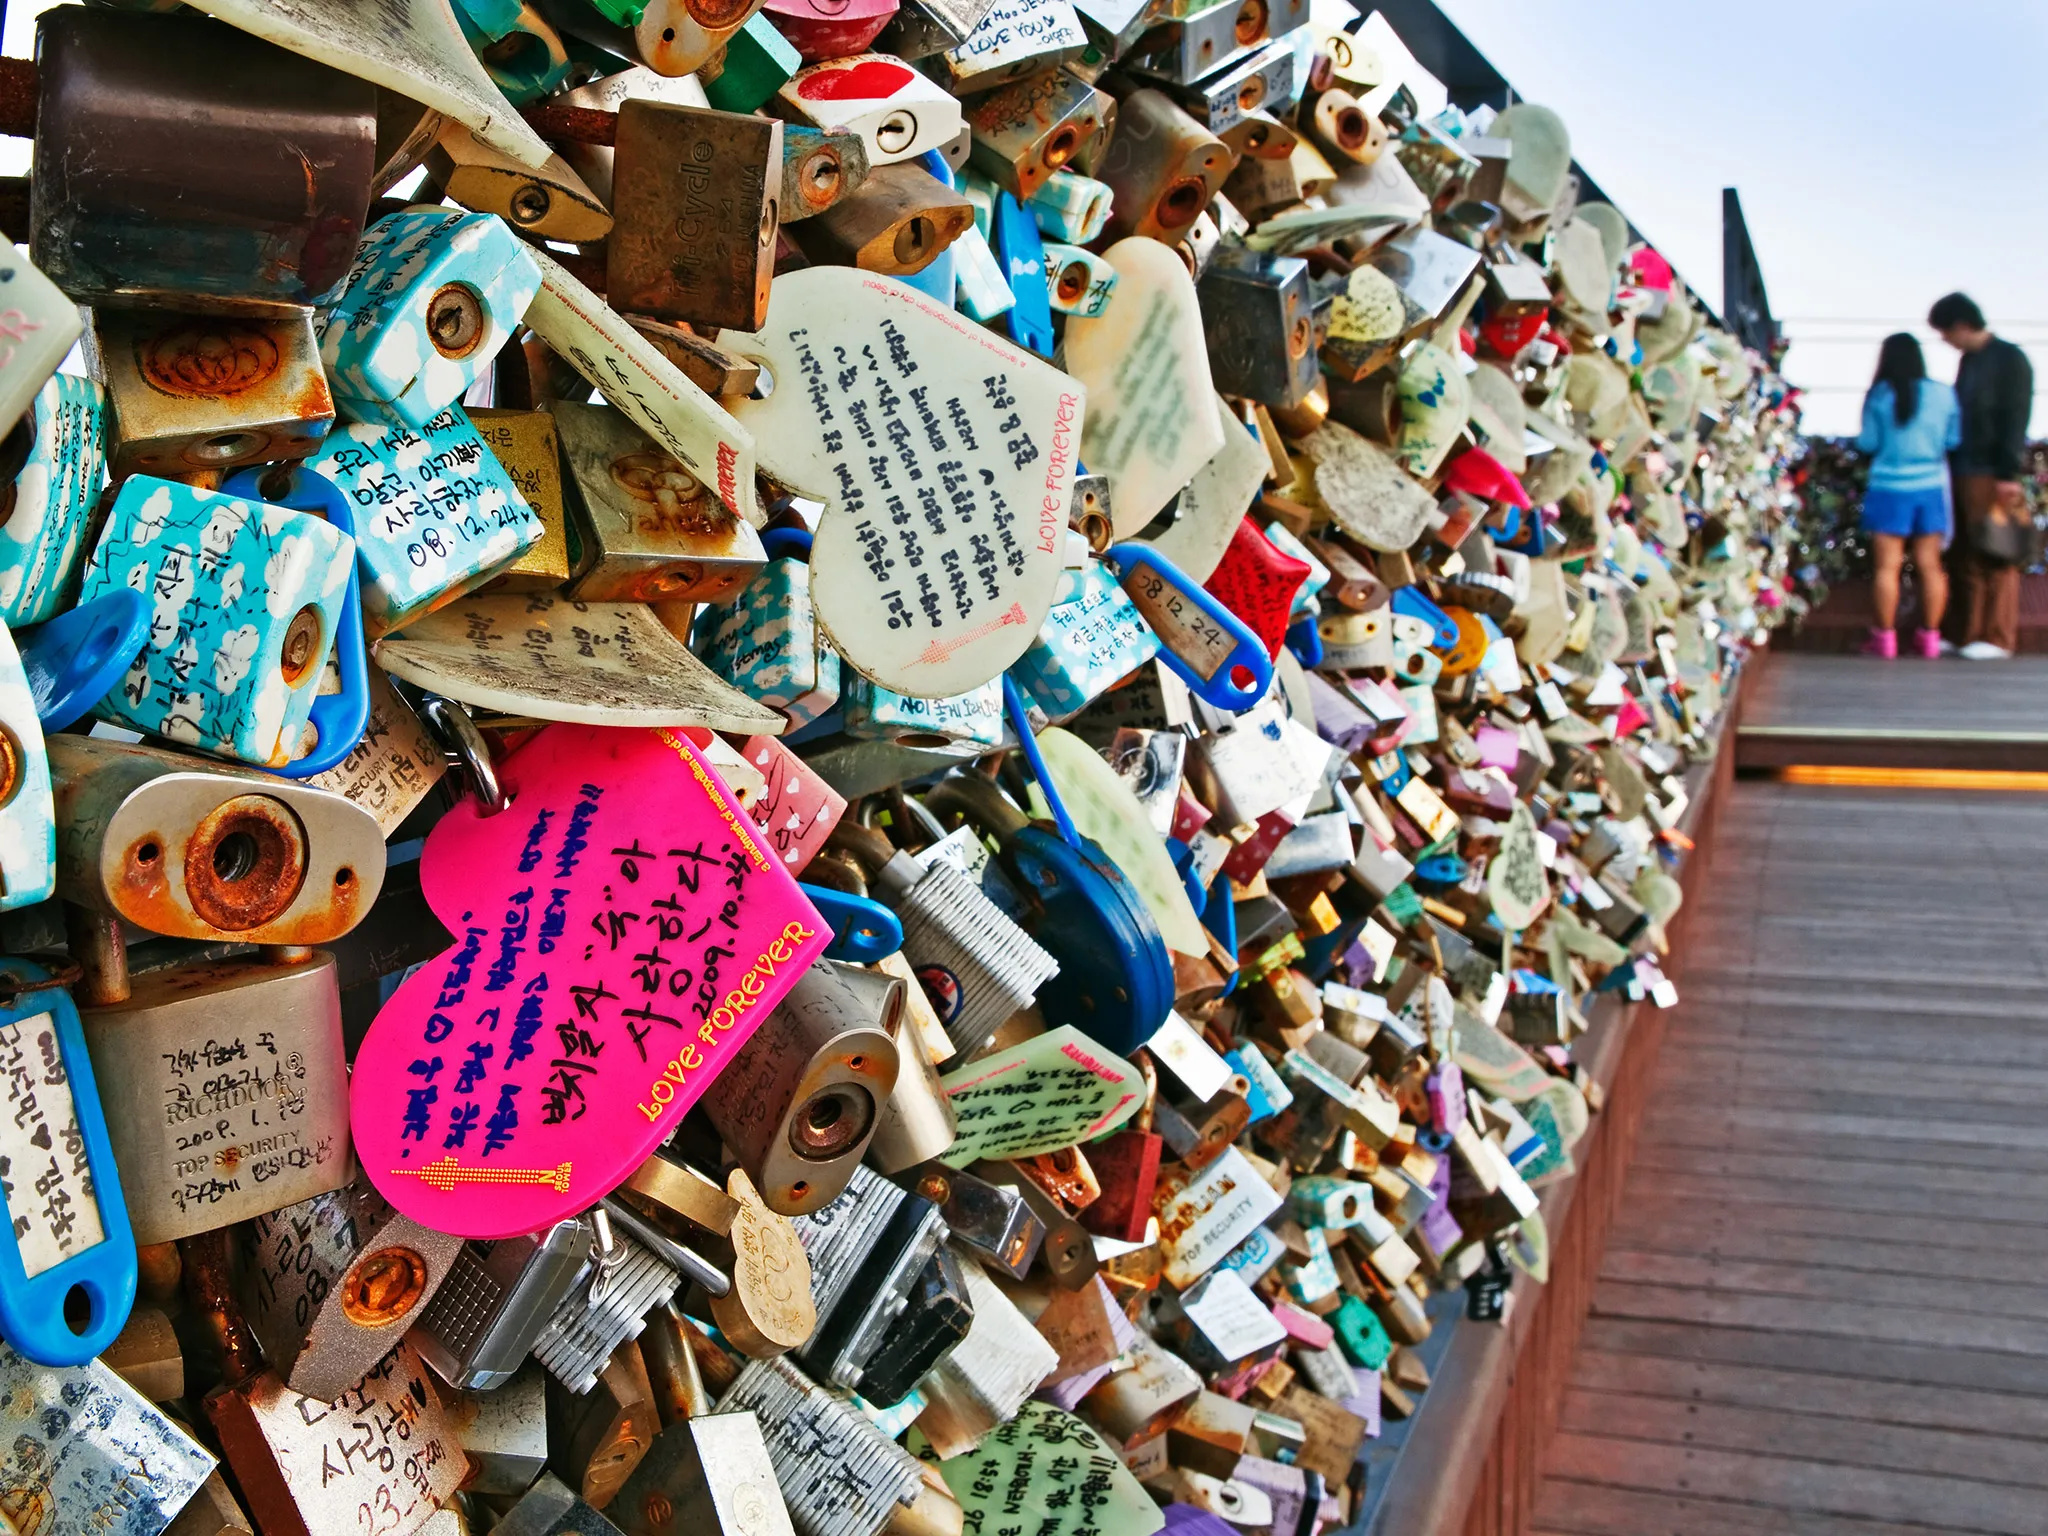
826;816;900;879
922;771;1029;843
1000;673;1082;850
1105;542;1274;711
417;694;512;815
221;463;372;778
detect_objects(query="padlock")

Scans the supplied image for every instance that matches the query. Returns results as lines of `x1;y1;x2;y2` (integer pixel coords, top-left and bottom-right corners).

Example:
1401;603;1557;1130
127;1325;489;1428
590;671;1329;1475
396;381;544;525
0;246;84;447
902;1163;1041;1277
77;476;354;767
49;732;385;945
1133;37;1294;136
792;1162;946;1392
532;1220;686;1396
720;1355;928;1536
0;373;109;628
0;1340;215;1535
972;1159;1097;1291
496;1472;633;1535
1096;90;1232;243
454;1359;550;1496
791;162;976;275
966;69;1108;198
938;0;1091;95
238;1178;464;1402
472;407;575;591
608;103;782;330
869;1000;960;1171
553;0;773;80
1009;559;1162;719
207;1340;466;1536
317;208;542;432
298;404;545;637
1026;168;1113;242
412;1217;595;1389
429;127;614;244
828;820;1058;1058
841;677;1006;747
780;125;876;223
459;0;574;104
625;318;767;399
1042;243;1118;317
555;400;767;605
923;710;1175;1058
701;958;902;1216
537;65;713;208
1197;247;1320;408
31;6;377;314
776;54;967;167
608;1410;794;1536
698;548;842;730
1220;106;1299;163
1081;1334;1203;1448
852;1240;975;1406
548;1338;659;1510
76;943;353;1247
89;309;336;481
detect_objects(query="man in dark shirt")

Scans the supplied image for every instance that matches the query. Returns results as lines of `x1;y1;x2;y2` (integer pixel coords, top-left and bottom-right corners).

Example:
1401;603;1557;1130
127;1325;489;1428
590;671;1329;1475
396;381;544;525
1932;292;2035;658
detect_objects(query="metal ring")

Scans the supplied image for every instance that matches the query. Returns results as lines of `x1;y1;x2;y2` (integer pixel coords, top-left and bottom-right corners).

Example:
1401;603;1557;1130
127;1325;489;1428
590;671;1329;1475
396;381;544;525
418;695;512;816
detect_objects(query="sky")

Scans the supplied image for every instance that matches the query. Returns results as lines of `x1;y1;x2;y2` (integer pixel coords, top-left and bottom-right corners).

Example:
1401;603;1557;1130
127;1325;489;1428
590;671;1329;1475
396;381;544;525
1422;0;2048;437
2;1;2042;437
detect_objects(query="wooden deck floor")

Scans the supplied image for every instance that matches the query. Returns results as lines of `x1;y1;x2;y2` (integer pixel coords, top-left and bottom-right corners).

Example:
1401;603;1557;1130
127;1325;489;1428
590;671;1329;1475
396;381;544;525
1532;780;2048;1535
1737;654;2048;771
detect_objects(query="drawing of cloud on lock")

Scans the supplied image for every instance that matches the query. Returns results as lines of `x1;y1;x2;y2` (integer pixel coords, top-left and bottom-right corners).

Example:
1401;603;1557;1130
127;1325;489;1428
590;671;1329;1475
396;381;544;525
0;375;107;629
720;266;1083;700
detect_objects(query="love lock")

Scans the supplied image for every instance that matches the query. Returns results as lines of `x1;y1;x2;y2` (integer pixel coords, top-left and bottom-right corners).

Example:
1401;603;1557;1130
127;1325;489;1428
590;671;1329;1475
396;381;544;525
917;677;1173;1055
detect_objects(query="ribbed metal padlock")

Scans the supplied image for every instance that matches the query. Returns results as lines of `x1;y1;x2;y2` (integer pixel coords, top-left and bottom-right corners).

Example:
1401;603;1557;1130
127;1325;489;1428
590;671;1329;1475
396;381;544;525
828;820;1057;1058
791;1163;947;1393
531;1225;682;1395
718;1355;927;1536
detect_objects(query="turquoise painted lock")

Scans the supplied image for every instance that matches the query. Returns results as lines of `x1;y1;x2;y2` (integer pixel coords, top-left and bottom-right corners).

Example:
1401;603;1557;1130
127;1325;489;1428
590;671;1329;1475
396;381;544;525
697;556;842;729
0;374;108;628
842;675;1005;746
1283;1224;1339;1306
301;405;543;636
1010;560;1159;719
80;476;355;768
1042;242;1118;317
0;961;136;1366
0;621;54;912
316;208;543;432
1027;170;1113;244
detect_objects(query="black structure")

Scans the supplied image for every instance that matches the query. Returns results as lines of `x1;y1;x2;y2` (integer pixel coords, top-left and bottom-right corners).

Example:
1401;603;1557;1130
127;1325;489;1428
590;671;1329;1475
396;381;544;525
1721;186;1779;356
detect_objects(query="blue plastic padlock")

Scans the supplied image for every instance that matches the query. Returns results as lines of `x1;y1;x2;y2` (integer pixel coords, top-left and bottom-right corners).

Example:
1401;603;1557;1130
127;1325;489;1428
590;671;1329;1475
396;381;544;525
916;679;1174;1055
0;961;136;1365
1391;585;1460;650
993;190;1056;356
799;884;904;964
1285;613;1324;669
222;464;372;777
16;588;149;731
1201;873;1238;999
1412;853;1468;888
1106;542;1274;711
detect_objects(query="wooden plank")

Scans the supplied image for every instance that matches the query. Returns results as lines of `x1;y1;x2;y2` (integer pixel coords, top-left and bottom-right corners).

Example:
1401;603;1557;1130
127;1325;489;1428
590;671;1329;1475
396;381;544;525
1558;1388;2048;1489
1598;1248;2048;1323
1627;1142;2048;1200
1637;1119;2048;1176
1652;1048;2048;1102
1606;1217;2048;1285
1541;1432;2048;1535
1577;1317;2048;1398
1569;1350;2048;1440
1534;1479;1980;1536
1591;1279;2048;1359
1614;1169;2048;1232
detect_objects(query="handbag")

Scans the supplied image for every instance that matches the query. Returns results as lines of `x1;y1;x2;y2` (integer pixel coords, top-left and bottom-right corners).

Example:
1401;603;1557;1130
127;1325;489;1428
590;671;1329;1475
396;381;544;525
1969;485;2041;567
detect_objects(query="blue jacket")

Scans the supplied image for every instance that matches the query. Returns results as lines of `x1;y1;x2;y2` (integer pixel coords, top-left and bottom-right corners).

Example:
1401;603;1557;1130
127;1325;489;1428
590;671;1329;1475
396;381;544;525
1858;380;1960;492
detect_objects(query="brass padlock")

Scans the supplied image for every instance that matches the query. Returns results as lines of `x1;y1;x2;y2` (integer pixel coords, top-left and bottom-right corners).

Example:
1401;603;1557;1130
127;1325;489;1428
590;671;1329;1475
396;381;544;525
608;102;783;330
554;400;767;604
89;310;336;481
789;162;976;274
965;69;1107;199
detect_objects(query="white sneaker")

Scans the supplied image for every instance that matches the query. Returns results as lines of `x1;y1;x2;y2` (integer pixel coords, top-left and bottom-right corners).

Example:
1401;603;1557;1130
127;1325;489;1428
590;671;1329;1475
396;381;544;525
1959;641;2014;660
1937;637;1960;655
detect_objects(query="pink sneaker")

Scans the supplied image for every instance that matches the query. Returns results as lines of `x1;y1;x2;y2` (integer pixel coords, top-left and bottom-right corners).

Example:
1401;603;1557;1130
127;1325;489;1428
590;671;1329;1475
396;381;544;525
1861;627;1897;658
1914;628;1943;659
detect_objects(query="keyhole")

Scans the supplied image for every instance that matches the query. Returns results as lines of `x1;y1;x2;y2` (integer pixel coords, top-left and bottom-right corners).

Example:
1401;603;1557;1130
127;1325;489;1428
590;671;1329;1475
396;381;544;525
894;216;936;266
426;284;485;359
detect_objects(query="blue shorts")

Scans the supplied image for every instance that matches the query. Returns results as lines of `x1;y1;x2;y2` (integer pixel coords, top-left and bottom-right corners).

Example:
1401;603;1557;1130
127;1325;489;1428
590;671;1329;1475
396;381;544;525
1861;485;1951;540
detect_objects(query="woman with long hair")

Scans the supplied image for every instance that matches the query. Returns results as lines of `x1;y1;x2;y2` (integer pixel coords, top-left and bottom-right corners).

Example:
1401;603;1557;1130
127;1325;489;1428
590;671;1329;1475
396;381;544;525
1855;332;1961;657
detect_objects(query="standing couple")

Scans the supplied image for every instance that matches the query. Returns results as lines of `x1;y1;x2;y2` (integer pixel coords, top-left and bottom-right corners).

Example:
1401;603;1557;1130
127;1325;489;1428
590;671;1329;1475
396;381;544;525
1858;293;2034;660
